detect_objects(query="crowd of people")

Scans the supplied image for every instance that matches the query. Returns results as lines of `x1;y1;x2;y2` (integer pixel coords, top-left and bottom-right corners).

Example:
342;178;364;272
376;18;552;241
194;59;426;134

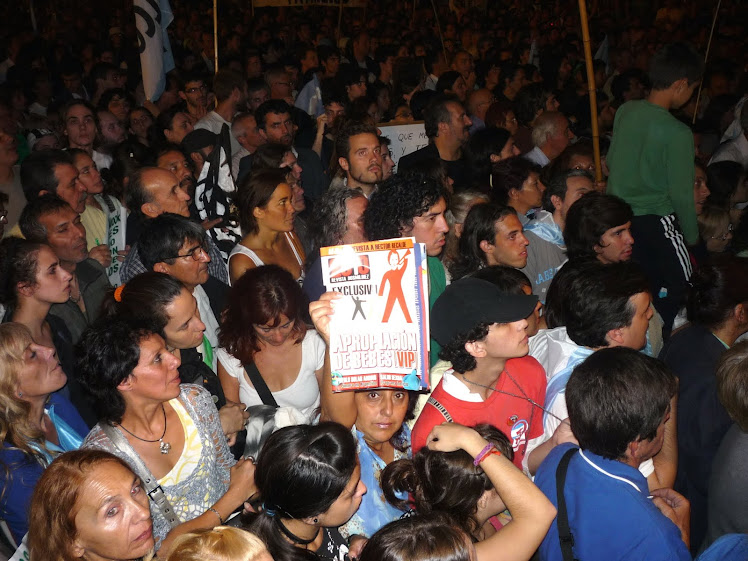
1;0;748;560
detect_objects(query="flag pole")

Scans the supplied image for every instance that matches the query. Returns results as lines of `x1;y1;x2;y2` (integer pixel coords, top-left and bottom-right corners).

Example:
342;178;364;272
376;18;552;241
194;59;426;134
213;0;219;74
577;0;601;182
429;0;447;63
692;0;722;124
337;0;344;45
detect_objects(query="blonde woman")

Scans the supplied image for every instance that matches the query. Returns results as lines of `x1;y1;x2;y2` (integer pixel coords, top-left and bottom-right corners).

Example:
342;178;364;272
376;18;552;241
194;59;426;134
167;527;272;561
0;323;87;545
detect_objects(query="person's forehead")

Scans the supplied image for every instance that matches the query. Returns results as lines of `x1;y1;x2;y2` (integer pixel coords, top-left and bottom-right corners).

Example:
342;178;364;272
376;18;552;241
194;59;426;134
446;102;465;116
67;105;94;120
184;80;204;89
158;150;187;166
178;237;203;252
350;132;379;149
268;111;291;122
497;214;522;233
55;163;78;180
605;221;631;234
41;207;77;228
146;169;179;192
567;176;594;192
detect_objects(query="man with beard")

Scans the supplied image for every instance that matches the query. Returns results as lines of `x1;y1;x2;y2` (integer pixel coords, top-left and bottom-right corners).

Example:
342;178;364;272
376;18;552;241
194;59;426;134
179;73;210;124
398;95;472;190
365;172;449;364
195;69;246;156
334;122;383;198
253;99;328;202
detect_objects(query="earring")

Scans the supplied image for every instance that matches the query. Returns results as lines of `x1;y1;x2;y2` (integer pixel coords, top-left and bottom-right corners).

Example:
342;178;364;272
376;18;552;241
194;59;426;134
17;391;23;398
313;518;319;524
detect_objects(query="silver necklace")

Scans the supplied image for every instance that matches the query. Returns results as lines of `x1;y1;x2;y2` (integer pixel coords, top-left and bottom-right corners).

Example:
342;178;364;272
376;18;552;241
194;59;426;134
460;370;566;424
117;403;172;454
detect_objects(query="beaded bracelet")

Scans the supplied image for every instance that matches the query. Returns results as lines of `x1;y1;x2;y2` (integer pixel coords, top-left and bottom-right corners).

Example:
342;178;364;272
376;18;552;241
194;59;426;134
473;443;495;466
207;507;224;525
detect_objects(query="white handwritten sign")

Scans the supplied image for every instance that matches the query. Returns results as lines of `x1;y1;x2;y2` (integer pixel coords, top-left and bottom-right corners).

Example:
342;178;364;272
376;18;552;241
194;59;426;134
377;122;428;172
106;205;127;286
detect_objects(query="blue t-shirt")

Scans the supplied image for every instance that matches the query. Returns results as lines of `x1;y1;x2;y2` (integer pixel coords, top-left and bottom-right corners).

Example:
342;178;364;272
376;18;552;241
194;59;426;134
535;443;690;561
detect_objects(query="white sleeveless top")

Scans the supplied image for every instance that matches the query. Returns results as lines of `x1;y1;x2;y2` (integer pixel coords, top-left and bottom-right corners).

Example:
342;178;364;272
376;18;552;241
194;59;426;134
228;231;305;285
215;330;325;422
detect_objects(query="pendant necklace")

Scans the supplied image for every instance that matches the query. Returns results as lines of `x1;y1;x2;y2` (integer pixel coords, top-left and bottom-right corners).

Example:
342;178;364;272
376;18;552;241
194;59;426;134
117;403;171;454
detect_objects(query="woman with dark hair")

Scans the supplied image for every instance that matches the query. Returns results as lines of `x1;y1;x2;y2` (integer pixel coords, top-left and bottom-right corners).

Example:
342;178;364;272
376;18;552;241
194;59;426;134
217;265;324;422
488;157;544;224
443;190;490;277
359;513;474;561
231;168;306;285
250;143;310;254
70;148;127;271
436;71;468;103
98;88;133;124
155;107;195;145
448;204;527;281
0;323;87;545
0;238;92;420
242;423;365;561
128;106;155;147
308;295;416;540
659;256;748;549
28;449;155;561
485;101;518;136
381;422;555;561
105;273;246;447
78;317;255;553
468;127;519;189
706;160;747;226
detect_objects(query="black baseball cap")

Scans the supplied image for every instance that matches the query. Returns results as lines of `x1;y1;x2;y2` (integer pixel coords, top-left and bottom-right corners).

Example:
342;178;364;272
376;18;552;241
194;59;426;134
181;129;217;155
431;277;539;346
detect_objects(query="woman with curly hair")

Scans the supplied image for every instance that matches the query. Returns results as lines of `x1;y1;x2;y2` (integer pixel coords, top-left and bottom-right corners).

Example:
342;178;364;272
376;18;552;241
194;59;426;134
302;186;368;303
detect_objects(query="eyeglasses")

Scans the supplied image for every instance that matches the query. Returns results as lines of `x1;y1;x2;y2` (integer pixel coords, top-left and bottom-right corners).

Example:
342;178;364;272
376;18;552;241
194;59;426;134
711;223;734;241
168;243;209;261
185;85;208;94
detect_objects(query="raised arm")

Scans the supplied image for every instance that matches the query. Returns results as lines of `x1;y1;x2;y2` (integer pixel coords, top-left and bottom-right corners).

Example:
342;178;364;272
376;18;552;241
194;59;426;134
427;423;557;561
310;292;357;428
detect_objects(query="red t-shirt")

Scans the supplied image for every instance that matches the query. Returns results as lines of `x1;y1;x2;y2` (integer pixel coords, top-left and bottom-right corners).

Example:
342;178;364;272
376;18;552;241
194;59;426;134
412;356;547;469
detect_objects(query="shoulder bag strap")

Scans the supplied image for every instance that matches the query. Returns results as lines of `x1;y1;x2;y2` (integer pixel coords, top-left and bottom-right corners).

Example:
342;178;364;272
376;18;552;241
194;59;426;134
555;447;580;561
243;362;278;408
426;396;453;422
100;423;180;529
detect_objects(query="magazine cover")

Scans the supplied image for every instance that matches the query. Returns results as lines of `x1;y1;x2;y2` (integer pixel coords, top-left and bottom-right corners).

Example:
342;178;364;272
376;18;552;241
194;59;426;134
320;237;430;392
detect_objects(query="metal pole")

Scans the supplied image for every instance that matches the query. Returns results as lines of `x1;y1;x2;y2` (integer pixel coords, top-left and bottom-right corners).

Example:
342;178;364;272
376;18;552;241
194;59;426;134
692;0;722;124
213;0;219;74
577;0;602;182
